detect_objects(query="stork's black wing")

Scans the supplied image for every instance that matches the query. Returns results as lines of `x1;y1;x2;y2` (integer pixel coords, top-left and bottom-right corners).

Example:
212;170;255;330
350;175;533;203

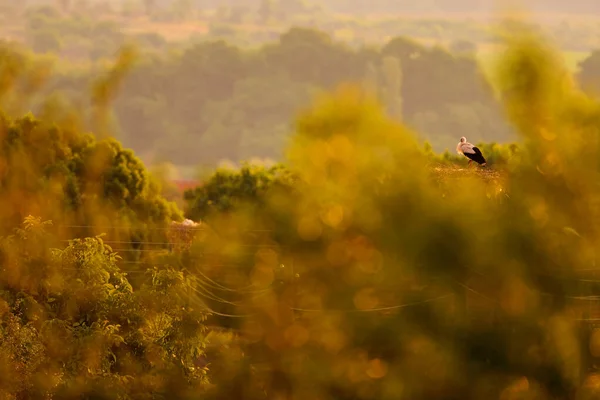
464;146;486;165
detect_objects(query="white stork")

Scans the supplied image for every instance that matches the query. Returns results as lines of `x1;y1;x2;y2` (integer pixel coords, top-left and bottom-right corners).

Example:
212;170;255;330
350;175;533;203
456;137;486;167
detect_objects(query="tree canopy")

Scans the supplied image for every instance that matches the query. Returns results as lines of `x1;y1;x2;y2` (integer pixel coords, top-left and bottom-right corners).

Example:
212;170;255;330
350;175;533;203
0;216;215;398
0;111;182;234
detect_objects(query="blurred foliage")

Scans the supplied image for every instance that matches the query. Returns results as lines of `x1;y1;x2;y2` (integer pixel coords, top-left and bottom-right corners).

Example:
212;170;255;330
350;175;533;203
189;21;600;400
3;10;600;400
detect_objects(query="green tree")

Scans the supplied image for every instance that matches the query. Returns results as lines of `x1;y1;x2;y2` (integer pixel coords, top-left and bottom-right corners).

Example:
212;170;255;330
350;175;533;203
0;216;215;398
29;29;62;53
363;61;379;95
449;39;476;54
184;163;295;222
380;55;403;120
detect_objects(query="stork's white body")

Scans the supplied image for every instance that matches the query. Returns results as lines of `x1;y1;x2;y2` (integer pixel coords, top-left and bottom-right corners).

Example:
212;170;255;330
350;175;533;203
457;137;486;166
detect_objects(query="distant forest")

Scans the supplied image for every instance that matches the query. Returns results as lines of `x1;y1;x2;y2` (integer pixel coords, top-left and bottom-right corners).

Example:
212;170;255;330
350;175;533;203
13;30;516;165
2;0;600;174
24;28;600;169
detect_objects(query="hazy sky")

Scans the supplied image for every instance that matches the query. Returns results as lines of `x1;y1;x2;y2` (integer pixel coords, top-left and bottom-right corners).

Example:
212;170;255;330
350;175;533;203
317;0;600;19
